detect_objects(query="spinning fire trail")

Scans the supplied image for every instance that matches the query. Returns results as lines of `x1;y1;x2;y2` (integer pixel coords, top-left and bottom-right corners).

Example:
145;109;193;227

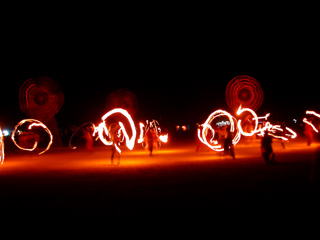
198;106;297;151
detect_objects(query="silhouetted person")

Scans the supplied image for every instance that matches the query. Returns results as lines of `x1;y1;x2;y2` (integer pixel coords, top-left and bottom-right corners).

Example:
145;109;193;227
280;121;287;149
145;129;156;156
109;123;121;165
304;120;314;146
261;130;276;164
83;124;95;152
224;125;235;159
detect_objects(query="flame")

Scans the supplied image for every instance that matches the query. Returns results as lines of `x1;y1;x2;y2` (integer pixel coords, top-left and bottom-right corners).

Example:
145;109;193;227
138;119;168;147
257;122;297;140
236;105;258;137
304;110;320;133
306;110;320;119
93;108;137;153
138;122;145;143
303;118;319;133
198;109;240;152
11;119;53;155
159;134;168;143
198;107;297;151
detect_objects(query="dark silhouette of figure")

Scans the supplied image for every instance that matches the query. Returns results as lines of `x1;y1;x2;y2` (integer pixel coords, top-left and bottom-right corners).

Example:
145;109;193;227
261;131;276;164
224;125;235;159
83;124;95;152
195;123;203;152
109;123;121;165
145;129;157;156
304;120;314;146
280;121;287;149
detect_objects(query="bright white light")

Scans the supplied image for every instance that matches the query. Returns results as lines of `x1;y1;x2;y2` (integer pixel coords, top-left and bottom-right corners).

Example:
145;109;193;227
2;130;9;137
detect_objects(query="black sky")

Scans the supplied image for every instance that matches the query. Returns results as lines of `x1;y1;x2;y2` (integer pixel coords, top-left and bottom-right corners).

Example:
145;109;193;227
2;10;319;131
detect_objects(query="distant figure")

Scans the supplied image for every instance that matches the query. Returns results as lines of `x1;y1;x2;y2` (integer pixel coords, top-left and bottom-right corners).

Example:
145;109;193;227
195;123;203;152
224;125;235;159
280;121;287;149
145;129;157;156
109;123;121;165
261;131;276;164
304;120;314;146
83;124;95;152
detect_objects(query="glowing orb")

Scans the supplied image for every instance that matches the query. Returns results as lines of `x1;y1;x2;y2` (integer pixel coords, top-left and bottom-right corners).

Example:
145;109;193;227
226;75;264;112
11;119;53;155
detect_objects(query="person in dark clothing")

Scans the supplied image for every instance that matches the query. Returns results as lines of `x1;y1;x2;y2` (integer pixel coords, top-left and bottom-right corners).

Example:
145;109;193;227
145;128;157;156
224;125;235;159
109;123;121;165
261;130;276;164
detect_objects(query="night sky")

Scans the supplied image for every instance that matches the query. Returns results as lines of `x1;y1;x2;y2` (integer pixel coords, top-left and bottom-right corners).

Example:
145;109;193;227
2;12;318;133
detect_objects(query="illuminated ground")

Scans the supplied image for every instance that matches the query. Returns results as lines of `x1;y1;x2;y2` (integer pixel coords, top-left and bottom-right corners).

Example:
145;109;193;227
1;138;319;223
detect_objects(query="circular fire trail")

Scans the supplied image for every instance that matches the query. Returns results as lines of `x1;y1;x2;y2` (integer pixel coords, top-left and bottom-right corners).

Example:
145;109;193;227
11;119;53;155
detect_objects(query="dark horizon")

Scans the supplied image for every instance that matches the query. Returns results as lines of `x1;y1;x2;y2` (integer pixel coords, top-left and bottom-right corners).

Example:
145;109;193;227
1;65;317;131
1;43;318;133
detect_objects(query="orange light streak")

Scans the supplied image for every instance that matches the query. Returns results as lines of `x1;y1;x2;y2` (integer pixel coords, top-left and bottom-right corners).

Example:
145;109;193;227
257;122;297;140
138;120;168;145
93;108;137;153
11;119;53;155
198;109;240;151
303;118;318;133
236;105;258;137
199;108;297;151
138;122;145;143
304;110;320;133
306;110;320;119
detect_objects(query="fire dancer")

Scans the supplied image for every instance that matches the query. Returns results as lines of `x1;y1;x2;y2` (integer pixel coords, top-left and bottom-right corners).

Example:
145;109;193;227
224;125;235;159
109;123;121;165
261;130;276;164
145;128;157;156
304;119;315;146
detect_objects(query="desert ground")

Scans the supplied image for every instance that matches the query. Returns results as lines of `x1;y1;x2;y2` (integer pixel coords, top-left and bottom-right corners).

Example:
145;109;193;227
1;137;319;224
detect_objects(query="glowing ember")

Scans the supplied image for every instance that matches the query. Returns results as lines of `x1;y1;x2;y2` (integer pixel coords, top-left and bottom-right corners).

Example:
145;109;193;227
11;119;53;155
